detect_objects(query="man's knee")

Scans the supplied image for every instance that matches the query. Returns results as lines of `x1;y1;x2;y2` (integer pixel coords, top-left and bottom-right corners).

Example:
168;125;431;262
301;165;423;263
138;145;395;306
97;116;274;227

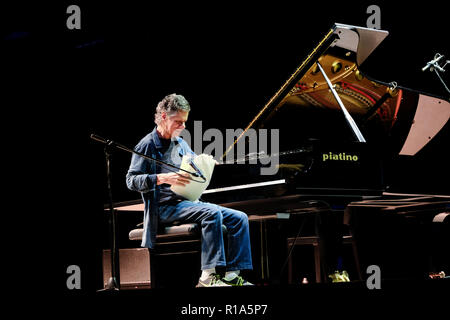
201;207;223;226
227;209;249;228
237;210;249;223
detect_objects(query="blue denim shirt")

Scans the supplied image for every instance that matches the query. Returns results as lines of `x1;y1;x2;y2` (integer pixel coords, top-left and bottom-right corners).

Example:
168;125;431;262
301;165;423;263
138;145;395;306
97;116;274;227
126;127;194;248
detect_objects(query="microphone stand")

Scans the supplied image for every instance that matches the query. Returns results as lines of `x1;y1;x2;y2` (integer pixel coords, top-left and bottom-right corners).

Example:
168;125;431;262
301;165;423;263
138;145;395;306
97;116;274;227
91;134;203;179
99;141;120;291
422;53;450;95
91;134;203;291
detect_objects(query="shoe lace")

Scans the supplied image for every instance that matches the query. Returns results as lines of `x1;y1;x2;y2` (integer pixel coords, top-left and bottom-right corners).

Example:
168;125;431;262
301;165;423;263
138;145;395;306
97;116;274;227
234;276;244;286
210;274;223;285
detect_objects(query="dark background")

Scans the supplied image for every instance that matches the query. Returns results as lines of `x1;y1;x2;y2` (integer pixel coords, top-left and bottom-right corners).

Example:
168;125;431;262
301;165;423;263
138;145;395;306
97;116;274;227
2;0;448;304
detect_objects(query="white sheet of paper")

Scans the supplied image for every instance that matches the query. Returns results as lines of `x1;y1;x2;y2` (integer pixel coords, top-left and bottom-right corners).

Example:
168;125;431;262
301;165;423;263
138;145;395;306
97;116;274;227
170;154;216;202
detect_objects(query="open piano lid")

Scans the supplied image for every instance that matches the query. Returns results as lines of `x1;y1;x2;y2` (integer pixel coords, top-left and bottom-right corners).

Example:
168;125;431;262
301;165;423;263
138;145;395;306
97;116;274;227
210;23;449;199
223;23;449;156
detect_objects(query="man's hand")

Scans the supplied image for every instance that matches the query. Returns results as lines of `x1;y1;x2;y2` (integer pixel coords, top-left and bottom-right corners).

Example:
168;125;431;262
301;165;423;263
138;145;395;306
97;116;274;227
157;172;191;186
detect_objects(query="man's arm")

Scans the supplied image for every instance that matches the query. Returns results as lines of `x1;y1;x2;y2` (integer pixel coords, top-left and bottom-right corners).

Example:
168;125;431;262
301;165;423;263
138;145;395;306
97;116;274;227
157;172;190;186
125;140;157;193
126;155;156;193
126;141;190;192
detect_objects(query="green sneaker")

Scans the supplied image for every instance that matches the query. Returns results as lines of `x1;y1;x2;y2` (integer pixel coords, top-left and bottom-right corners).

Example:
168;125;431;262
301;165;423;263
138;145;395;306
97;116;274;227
221;275;254;286
328;270;350;282
196;273;231;287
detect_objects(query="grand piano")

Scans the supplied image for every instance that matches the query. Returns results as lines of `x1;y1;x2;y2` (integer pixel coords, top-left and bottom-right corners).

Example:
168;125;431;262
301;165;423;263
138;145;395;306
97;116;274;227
202;23;449;207
108;23;449;287
199;23;450;283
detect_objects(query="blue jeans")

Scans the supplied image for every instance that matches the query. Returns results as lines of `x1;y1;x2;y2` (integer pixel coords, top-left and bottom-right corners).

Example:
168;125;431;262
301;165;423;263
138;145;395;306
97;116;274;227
159;200;253;271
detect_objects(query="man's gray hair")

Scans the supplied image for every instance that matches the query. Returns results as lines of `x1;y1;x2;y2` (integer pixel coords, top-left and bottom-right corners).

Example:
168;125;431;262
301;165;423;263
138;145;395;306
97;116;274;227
154;93;191;125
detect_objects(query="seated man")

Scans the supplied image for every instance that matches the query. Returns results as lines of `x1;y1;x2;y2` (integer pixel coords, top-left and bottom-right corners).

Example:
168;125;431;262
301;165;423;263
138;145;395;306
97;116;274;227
126;93;253;287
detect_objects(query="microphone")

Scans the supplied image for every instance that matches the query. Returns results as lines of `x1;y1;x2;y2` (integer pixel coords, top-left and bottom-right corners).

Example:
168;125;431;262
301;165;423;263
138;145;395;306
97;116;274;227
189;159;206;181
90;133;107;143
422;53;444;72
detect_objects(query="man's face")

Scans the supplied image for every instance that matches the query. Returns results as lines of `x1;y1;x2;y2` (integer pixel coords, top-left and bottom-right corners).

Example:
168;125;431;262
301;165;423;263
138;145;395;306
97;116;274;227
162;110;189;138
